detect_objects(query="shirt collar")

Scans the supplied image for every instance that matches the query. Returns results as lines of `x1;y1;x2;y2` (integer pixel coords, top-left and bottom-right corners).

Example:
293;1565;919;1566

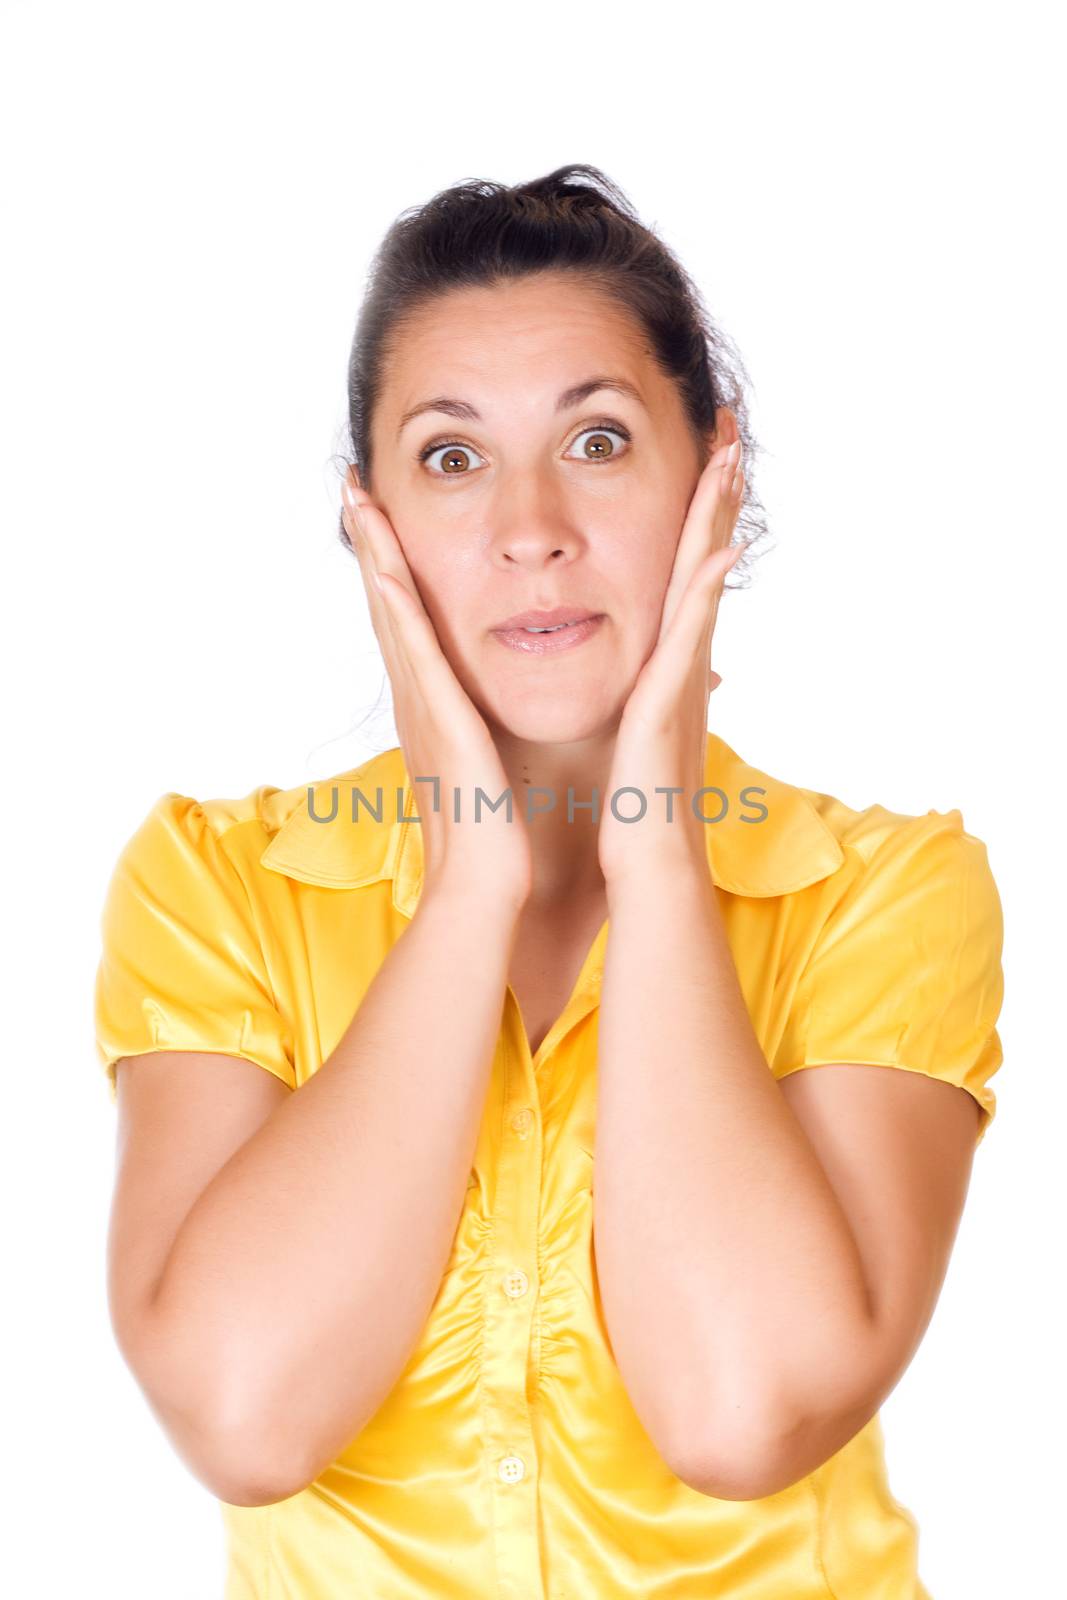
259;731;844;913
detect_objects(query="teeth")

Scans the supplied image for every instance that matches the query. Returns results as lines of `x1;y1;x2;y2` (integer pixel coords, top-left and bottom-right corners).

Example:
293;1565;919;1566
523;621;574;633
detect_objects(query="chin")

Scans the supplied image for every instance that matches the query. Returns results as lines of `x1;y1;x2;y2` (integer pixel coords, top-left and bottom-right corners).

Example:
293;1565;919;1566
483;689;622;747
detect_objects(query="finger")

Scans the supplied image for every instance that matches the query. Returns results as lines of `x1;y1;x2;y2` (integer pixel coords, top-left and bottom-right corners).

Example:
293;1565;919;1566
660;440;744;641
684;439;742;564
348;501;493;730
702;528;744;643
343;498;408;673
360;508;425;611
654;543;744;691
348;498;464;707
342;479;411;609
341;474;423;660
697;543;744;656
352;503;460;696
374;569;502;755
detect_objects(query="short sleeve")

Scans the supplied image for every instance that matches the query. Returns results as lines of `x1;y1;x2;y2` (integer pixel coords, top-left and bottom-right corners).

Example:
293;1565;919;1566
774;813;1005;1147
93;793;296;1104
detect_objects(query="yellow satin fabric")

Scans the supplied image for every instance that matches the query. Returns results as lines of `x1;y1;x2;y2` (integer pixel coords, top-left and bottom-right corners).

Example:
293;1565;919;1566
94;732;1004;1598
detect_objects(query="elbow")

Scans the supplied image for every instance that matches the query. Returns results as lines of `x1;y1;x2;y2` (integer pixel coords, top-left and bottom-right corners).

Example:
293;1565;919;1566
144;1384;310;1508
665;1446;782;1504
200;1416;312;1507
211;1460;307;1509
191;1371;322;1506
662;1397;816;1503
670;1383;887;1500
668;1449;801;1504
117;1302;310;1507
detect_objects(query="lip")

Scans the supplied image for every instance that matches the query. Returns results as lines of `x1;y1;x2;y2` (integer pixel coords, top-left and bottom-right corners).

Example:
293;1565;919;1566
492;606;601;630
490;612;606;655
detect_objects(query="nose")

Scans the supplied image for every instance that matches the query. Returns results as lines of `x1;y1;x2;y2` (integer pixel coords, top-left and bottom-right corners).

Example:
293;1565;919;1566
487;480;584;570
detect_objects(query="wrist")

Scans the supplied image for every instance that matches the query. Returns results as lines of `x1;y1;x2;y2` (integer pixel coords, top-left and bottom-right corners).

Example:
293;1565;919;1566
418;867;530;925
603;836;714;910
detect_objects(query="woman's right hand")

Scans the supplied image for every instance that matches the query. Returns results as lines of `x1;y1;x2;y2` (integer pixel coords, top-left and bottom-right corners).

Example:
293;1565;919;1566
342;470;532;912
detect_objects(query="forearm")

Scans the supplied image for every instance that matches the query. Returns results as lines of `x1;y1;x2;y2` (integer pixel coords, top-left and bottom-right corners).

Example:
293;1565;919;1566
594;856;876;1481
145;879;521;1492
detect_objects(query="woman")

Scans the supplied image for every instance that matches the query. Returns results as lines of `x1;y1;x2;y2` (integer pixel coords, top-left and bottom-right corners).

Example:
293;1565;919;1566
94;164;1005;1598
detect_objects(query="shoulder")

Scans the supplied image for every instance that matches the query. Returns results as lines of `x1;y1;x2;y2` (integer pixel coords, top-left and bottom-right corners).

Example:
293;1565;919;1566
777;770;1002;952
792;771;995;882
98;777;319;940
707;732;996;904
107;747;405;901
730;729;1001;925
141;777;310;844
115;773;323;871
95;779;309;1101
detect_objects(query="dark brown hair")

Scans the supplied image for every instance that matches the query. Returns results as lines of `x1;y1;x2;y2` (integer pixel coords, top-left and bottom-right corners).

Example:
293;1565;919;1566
336;163;769;586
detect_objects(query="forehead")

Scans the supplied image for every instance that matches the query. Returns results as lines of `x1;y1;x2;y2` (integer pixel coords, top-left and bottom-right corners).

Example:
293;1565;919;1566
383;274;654;404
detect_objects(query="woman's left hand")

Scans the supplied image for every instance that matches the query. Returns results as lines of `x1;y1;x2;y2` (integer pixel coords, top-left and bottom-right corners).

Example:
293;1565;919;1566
597;437;747;889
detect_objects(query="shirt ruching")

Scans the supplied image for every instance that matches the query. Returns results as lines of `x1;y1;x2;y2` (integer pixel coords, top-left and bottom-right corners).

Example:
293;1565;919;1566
92;740;1003;1597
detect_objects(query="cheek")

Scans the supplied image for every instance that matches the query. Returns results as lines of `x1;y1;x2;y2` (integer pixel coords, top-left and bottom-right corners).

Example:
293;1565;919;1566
391;531;454;604
401;554;476;658
611;519;679;604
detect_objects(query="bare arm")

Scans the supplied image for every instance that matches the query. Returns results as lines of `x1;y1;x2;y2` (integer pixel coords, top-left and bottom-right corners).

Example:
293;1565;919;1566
134;879;521;1504
116;475;533;1507
594;862;978;1501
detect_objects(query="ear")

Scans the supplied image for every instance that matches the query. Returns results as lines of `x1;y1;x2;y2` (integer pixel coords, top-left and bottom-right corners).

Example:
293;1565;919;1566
709;408;740;453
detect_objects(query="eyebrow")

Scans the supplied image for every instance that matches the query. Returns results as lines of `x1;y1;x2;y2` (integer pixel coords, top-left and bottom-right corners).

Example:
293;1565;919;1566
395;375;647;442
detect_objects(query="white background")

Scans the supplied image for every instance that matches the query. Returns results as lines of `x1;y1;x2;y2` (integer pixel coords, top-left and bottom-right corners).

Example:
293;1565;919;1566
3;2;1062;1594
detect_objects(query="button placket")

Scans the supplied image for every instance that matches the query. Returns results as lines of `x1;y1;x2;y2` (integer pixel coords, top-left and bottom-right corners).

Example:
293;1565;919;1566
482;1026;544;1594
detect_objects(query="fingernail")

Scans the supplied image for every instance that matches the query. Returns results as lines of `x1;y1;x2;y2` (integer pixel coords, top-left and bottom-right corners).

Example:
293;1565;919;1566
343;477;365;530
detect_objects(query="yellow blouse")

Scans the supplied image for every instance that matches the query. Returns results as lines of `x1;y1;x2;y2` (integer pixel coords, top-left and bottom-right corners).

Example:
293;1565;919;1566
93;731;1005;1599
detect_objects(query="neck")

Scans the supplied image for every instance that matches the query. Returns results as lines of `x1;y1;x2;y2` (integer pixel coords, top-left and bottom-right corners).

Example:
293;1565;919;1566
491;727;615;906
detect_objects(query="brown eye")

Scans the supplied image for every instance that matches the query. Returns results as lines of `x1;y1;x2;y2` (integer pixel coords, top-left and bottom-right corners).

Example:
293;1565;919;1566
419;440;486;476
417;420;632;478
565;424;631;462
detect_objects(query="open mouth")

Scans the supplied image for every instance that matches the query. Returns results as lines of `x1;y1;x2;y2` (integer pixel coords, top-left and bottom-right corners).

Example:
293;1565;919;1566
490;614;606;655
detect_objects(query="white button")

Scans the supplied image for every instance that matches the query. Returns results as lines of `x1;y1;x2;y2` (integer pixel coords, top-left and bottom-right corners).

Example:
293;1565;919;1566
510;1108;534;1139
498;1454;526;1483
502;1268;529;1298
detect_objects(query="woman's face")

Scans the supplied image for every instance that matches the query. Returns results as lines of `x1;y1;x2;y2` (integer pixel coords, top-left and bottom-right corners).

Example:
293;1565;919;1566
365;272;721;744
